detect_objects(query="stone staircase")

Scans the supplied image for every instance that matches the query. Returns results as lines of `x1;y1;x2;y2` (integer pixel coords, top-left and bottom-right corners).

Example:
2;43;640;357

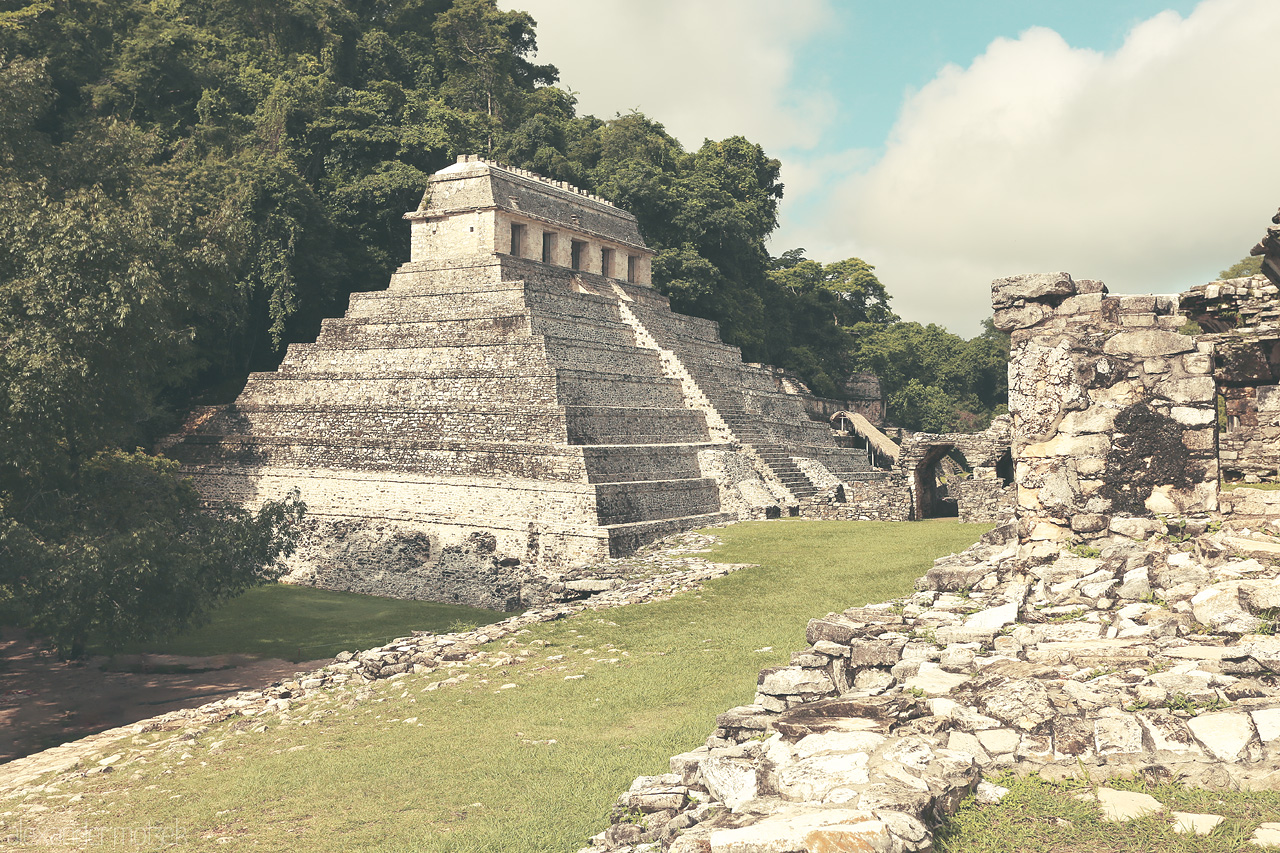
616;285;889;504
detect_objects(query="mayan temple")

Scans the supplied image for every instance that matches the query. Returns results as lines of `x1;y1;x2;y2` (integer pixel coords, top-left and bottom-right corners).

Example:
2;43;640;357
167;156;887;609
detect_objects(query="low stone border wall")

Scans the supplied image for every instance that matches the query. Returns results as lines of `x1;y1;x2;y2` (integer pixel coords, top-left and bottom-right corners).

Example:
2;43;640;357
581;518;1280;853
0;532;747;799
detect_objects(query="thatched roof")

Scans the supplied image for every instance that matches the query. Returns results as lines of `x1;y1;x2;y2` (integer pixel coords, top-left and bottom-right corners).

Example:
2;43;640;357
831;411;900;464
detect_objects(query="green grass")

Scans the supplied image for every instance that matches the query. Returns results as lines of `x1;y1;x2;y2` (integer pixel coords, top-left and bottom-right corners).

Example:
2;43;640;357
12;519;987;853
938;773;1280;853
91;584;508;662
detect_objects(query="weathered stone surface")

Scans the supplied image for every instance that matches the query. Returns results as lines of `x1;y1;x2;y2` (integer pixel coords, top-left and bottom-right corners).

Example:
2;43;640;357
904;664;969;698
794;731;887;759
963;602;1018;633
969;677;1056;731
1171;812;1224;835
1192;583;1266;634
707;808;877;853
992;272;1076;309
1136;711;1200;755
1187;712;1256;762
802;820;896;853
1225;537;1280;560
1254;822;1280;848
702;757;760;810
1094;714;1145;755
1253;708;1280;744
1102;329;1196;358
1095;787;1164;821
806;617;865;646
758;667;835;697
775;753;871;802
975;728;1020;756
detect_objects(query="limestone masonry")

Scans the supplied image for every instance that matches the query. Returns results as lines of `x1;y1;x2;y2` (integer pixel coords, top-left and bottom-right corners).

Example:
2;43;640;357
166;156;889;609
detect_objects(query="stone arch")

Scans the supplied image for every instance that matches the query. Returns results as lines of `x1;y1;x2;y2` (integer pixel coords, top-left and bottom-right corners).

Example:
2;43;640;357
914;444;963;519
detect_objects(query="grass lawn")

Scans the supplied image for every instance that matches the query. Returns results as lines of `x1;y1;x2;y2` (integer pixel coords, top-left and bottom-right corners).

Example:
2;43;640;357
16;519;987;852
91;584;509;662
938;773;1280;853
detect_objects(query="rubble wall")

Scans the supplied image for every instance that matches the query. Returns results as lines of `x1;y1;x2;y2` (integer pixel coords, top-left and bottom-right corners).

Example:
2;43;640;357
992;273;1219;544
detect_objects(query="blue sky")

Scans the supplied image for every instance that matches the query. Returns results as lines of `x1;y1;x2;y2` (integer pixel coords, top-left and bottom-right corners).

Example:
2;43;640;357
794;1;1201;155
510;0;1279;334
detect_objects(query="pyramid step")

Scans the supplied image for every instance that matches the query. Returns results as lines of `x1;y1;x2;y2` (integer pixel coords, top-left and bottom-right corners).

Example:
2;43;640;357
604;512;739;557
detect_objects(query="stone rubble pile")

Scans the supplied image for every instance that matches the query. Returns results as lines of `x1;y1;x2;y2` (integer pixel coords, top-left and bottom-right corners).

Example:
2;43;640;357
0;533;746;797
582;518;1280;853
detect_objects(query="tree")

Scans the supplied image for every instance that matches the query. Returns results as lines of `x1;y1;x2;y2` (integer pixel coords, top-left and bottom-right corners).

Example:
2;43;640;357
433;0;556;149
768;253;894;327
0;58;303;657
847;319;1009;432
1;452;304;659
1219;255;1263;279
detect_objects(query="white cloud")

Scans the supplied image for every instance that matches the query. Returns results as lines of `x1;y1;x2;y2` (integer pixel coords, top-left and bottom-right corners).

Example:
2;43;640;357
816;0;1280;335
509;0;834;152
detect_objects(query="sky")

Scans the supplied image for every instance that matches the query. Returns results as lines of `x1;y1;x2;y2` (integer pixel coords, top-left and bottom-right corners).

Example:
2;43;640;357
503;0;1280;336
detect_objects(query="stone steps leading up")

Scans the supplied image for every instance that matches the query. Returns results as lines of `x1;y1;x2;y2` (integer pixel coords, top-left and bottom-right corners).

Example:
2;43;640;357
602;512;738;557
565;405;711;445
594;478;722;526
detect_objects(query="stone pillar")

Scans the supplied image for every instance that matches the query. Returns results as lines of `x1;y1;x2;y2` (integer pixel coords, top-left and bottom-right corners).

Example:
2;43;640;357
992;272;1219;545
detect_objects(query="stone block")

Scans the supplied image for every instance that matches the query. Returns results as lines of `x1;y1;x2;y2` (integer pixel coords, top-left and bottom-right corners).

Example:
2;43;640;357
1071;513;1109;534
1102;329;1196;357
700;757;758;810
993;302;1056;331
1187;711;1255;762
1094;715;1144;755
1095;787;1164;821
758;667;834;697
992;272;1076;307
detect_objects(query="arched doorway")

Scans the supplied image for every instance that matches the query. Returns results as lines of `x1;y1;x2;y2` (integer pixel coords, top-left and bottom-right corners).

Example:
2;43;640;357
914;445;968;519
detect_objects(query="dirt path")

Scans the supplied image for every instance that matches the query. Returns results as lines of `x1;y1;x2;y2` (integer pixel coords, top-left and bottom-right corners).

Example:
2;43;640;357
0;627;328;764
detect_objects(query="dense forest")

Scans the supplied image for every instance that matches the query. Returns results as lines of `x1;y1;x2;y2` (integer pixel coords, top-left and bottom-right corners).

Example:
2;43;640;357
0;0;1007;653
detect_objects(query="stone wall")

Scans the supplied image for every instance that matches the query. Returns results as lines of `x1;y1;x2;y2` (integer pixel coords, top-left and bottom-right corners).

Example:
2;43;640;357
898;416;1014;523
993;272;1219;546
1181;275;1280;484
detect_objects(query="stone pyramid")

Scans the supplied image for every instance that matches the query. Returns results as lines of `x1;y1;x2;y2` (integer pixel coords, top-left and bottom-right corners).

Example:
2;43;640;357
167;156;885;608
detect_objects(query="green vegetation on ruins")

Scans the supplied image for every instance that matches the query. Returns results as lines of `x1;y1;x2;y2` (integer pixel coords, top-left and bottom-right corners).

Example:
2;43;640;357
937;773;1280;853
4;520;988;852
1220;255;1264;280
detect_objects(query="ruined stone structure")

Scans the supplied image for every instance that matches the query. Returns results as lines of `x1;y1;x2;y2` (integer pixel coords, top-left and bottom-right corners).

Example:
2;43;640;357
575;261;1280;853
167;156;887;608
898;416;1015;524
1181;275;1280;484
993;273;1220;547
799;415;1015;526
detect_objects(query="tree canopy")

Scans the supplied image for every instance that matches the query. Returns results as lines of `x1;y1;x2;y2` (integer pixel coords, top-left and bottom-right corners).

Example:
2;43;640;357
846;319;1010;434
1219;255;1263;279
